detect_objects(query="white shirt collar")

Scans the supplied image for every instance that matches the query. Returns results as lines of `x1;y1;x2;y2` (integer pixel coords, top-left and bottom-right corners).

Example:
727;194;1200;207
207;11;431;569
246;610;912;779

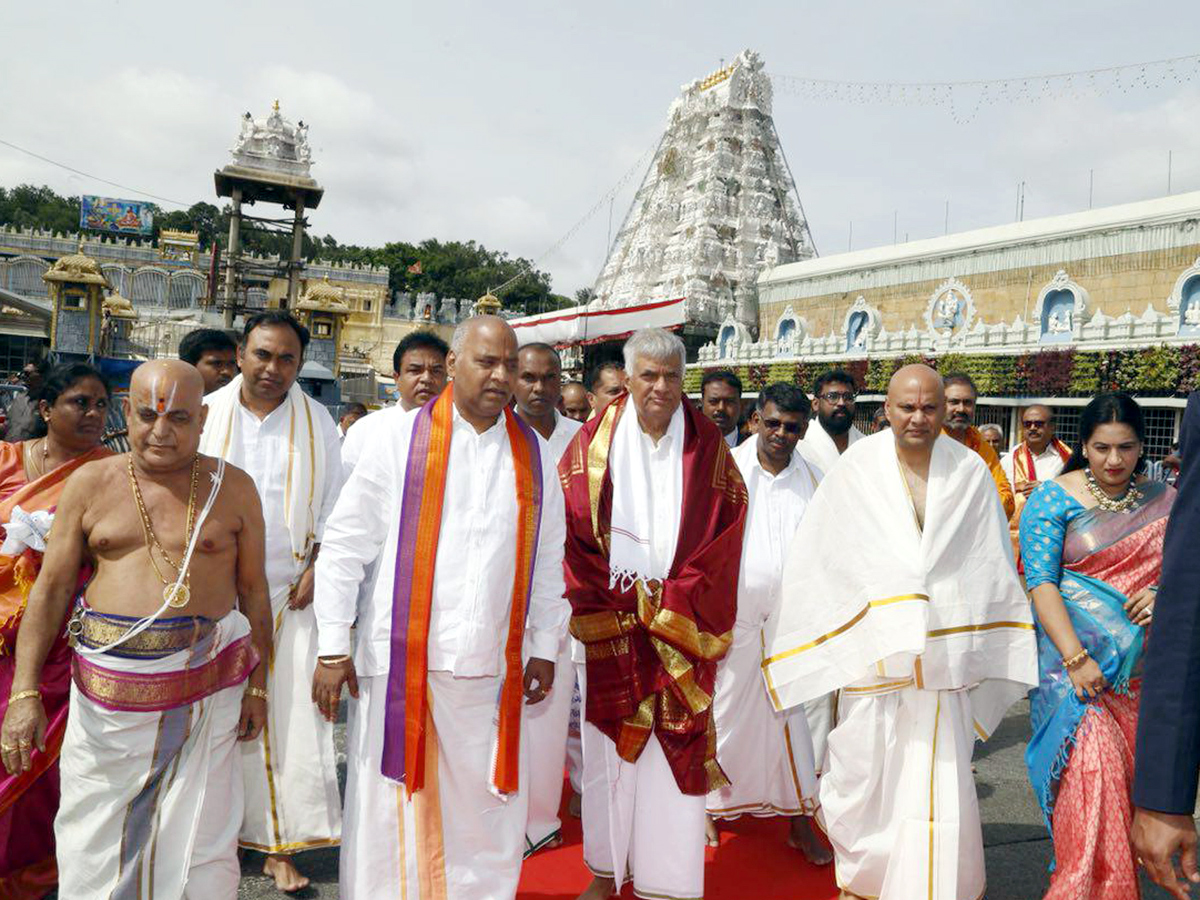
634;403;684;452
451;401;507;439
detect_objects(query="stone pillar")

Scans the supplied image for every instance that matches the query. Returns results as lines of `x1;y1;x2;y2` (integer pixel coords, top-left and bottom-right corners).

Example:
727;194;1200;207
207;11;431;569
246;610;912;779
284;195;306;310
223;187;242;328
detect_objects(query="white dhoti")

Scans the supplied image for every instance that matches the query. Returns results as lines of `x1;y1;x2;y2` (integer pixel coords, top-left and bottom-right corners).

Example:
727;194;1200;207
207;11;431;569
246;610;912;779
821;683;983;900
707;626;817;819
56;610;255;900
341;671;529;900
524;634;576;852
803;691;837;777
579;669;706;899
240;590;341;854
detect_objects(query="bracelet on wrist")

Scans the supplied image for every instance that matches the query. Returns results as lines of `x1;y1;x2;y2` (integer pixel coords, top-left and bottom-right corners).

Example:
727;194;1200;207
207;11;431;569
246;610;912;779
1062;648;1090;671
245;687;268;702
8;689;40;704
318;655;352;667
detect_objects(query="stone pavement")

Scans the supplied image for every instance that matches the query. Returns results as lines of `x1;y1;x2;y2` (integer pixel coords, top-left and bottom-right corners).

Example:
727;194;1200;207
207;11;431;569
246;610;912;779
234;699;1177;898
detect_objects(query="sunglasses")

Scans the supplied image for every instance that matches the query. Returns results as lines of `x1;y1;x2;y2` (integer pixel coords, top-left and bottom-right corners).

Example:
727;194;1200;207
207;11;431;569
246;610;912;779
760;418;805;435
1022;420;1049;428
818;391;856;404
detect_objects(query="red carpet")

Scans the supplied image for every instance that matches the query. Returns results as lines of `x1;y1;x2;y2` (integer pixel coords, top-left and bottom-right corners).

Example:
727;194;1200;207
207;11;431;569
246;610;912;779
518;784;838;899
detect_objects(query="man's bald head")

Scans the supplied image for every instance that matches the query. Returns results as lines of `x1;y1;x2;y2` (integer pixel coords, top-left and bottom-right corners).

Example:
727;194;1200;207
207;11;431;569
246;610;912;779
448;315;519;429
130;360;205;412
885;365;946;453
126;360;209;473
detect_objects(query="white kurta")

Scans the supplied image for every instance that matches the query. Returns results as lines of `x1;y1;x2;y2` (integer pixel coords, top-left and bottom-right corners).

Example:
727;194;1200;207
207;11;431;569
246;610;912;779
763;431;1038;900
524;412;584;852
707;437;821;820
795;416;863;771
56;612;252;900
315;403;568;899
999;441;1069;484
581;405;708;900
202;385;344;855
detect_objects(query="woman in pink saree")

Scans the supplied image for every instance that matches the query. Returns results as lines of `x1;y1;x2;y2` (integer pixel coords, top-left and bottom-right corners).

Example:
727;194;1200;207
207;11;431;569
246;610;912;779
0;364;111;898
1021;392;1175;899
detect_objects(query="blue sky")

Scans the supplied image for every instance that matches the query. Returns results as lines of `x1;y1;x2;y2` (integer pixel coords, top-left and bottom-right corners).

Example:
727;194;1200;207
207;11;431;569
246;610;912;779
2;1;1198;296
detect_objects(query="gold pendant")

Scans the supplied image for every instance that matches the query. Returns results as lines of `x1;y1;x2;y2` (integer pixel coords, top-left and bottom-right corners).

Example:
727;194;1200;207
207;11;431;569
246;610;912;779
164;583;190;609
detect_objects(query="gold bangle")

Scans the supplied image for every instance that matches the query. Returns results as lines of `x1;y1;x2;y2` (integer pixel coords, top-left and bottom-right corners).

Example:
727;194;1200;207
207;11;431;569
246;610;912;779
318;655;352;666
245;687;268;702
8;689;41;704
1062;648;1089;671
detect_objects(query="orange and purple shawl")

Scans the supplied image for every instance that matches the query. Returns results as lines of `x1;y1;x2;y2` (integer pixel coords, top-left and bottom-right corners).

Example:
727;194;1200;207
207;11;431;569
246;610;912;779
381;386;543;797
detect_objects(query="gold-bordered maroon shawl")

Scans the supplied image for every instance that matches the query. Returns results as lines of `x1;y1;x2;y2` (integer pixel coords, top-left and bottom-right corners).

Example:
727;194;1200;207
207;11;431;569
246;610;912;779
559;394;745;795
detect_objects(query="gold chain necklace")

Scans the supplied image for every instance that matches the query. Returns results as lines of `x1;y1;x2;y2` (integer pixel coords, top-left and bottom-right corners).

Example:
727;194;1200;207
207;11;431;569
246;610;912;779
1084;467;1143;513
128;455;200;608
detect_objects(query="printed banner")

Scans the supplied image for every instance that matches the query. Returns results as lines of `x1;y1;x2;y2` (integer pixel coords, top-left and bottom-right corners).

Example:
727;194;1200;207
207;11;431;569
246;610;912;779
80;196;154;236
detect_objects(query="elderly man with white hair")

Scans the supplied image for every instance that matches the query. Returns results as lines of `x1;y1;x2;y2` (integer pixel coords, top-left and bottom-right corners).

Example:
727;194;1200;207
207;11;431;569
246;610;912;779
312;315;568;900
561;327;746;900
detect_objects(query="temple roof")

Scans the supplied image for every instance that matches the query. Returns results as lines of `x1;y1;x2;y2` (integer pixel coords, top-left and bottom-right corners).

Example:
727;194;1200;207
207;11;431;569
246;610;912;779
298;275;351;313
43;246;109;286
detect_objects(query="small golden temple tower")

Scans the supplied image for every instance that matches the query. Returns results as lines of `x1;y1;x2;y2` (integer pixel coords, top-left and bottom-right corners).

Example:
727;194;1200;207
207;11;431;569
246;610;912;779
473;292;502;316
295;275;351;375
43;244;112;356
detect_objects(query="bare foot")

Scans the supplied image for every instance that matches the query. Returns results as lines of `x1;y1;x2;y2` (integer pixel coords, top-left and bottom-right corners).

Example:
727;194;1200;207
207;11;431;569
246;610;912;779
263;854;310;893
788;815;834;866
568;791;582;818
705;814;720;847
577;875;616;899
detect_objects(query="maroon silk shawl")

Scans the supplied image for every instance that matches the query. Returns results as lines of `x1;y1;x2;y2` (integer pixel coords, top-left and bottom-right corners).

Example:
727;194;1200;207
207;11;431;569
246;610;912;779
559;394;745;795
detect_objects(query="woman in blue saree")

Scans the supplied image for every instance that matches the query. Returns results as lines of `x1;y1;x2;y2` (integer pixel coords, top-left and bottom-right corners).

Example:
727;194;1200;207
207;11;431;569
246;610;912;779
1021;393;1175;898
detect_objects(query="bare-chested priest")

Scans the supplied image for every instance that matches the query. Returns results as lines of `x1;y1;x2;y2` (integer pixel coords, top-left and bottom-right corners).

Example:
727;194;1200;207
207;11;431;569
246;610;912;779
0;360;273;899
763;365;1037;900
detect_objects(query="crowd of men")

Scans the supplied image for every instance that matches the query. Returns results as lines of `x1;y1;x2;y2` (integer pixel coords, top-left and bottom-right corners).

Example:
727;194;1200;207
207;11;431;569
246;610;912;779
0;312;1196;900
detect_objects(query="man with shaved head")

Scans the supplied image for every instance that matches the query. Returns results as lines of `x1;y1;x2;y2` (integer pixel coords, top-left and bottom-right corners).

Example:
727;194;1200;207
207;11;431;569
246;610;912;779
763;365;1037;900
313;315;567;899
2;360;273;898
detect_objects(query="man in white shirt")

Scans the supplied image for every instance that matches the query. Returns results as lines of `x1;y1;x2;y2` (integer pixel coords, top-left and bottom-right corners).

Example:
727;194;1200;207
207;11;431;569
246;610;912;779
999;404;1071;495
563;328;745;900
797;368;865;473
391;330;449;411
706;383;832;865
198;311;344;893
337;402;367;439
795;368;864;784
312;316;568;900
700;369;743;448
513;342;585;856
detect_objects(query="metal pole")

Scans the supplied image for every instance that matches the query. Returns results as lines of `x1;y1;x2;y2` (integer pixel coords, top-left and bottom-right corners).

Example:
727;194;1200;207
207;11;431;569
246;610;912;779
1168;150;1173;194
223;187;241;328
944;200;949;235
848;221;853;252
1089;169;1094;209
285;195;306;309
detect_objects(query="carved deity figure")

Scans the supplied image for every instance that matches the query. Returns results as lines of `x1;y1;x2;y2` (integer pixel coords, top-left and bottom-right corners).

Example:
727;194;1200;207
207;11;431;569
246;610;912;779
1185;302;1200;326
936;292;960;330
1049;308;1072;333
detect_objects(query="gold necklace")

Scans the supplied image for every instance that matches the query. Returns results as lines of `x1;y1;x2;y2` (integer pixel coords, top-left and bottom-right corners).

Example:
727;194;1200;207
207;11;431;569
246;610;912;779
128;456;200;608
26;438;50;480
1084;467;1143;513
